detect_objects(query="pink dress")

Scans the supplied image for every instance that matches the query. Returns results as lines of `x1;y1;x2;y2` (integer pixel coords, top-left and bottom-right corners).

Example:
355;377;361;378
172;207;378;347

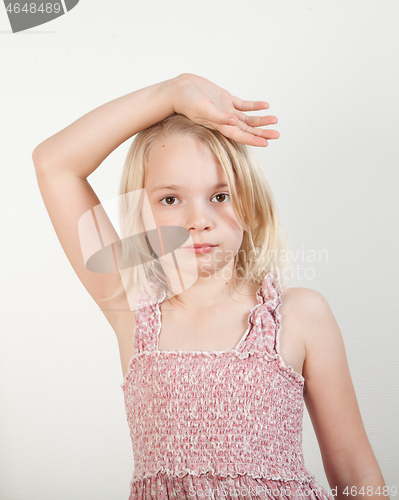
121;270;334;500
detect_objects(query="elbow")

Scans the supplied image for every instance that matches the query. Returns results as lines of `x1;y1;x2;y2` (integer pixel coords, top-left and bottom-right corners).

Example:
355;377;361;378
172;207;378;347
32;146;40;166
32;144;48;173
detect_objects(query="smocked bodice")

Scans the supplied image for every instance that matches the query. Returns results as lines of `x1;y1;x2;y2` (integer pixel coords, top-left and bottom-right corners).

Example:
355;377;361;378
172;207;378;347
121;271;315;484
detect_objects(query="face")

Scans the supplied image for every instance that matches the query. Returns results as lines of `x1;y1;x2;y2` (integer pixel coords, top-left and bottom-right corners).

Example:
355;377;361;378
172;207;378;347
143;134;244;281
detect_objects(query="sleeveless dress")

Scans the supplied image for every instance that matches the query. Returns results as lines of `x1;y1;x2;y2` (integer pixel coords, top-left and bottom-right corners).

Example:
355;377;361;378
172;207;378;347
121;270;334;500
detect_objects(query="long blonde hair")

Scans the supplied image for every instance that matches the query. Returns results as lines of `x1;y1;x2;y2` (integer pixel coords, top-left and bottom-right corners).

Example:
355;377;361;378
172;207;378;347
100;113;293;306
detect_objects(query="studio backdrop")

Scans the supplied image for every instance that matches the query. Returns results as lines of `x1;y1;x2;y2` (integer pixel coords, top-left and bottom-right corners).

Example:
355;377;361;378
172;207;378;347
1;1;398;499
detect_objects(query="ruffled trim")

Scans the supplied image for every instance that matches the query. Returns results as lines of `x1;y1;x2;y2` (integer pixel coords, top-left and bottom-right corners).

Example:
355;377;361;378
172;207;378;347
230;272;274;352
258;271;306;386
131;348;268;359
120;348;305;390
132;464;315;482
128;471;335;500
274;296;306;386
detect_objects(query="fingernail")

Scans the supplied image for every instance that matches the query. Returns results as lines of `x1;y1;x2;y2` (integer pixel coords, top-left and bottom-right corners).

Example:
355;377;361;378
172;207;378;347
229;117;236;125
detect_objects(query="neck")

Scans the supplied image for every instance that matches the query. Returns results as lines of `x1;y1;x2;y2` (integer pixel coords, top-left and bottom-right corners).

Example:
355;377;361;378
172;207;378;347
166;261;250;311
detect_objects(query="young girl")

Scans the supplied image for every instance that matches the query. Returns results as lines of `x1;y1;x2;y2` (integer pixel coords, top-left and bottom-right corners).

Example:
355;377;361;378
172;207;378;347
32;73;387;499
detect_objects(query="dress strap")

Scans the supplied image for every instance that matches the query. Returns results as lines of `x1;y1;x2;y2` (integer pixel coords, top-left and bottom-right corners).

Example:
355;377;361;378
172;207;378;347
235;270;283;358
133;290;167;355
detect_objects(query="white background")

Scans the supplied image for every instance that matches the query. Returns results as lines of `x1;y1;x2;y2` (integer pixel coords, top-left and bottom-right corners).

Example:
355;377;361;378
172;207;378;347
1;1;398;498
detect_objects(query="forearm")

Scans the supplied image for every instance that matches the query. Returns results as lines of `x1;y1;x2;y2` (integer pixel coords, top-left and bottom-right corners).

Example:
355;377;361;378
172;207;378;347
32;75;179;179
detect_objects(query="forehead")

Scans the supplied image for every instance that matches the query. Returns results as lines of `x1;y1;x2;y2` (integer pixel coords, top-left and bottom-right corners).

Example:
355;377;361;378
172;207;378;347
145;134;227;189
147;134;213;163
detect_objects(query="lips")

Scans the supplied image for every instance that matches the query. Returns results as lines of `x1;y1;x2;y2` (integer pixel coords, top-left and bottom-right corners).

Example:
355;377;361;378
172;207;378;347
183;243;217;249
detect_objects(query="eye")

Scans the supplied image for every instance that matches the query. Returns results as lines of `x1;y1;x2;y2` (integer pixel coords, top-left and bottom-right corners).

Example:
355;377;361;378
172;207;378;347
160;196;180;206
211;193;230;203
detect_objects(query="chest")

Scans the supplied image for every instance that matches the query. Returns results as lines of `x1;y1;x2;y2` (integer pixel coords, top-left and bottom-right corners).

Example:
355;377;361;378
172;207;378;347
157;297;305;378
158;300;254;353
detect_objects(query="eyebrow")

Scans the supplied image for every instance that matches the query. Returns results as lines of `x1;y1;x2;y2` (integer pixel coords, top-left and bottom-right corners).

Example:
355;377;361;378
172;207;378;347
149;182;229;194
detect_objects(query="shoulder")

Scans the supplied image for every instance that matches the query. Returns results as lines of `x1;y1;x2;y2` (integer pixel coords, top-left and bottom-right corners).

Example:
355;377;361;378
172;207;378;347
279;287;331;337
279;287;348;376
279;287;344;371
281;286;327;309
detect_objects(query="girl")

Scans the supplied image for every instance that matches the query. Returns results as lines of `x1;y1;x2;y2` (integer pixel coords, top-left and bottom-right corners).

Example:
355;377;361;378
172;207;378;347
32;73;387;499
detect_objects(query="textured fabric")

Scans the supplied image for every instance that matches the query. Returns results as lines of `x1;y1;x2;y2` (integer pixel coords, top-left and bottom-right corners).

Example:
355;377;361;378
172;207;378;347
121;270;334;500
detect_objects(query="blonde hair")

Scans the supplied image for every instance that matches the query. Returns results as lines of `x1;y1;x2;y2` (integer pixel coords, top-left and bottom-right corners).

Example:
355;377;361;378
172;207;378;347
101;113;293;306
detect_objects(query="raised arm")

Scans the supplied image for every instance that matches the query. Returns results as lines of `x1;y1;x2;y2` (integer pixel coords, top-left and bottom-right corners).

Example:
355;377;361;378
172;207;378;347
32;77;177;178
32;77;181;334
32;73;279;174
32;73;279;334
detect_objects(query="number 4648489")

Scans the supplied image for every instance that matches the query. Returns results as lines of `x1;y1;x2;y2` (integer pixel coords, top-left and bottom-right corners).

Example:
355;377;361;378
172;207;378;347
5;3;62;14
343;486;396;497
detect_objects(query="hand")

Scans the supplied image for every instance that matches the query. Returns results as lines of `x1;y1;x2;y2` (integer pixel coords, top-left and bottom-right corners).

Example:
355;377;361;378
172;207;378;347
171;73;279;147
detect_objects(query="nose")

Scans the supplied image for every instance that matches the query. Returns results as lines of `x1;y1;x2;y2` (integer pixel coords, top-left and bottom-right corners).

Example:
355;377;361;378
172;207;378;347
184;200;214;232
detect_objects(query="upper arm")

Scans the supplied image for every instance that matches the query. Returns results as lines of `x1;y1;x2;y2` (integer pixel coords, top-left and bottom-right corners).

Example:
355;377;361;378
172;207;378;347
32;152;132;331
300;289;381;485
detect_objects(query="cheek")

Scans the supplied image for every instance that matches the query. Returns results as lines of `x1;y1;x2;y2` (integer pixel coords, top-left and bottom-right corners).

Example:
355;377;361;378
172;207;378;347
223;209;244;234
220;220;244;253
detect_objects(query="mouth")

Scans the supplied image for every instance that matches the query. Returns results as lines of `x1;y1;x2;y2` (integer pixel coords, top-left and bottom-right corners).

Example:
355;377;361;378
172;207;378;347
184;244;216;249
181;244;218;254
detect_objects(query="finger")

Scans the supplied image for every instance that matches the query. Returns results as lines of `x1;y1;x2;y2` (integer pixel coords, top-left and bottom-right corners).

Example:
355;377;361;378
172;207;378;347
231;95;270;112
211;121;270;145
233;111;278;127
211;119;279;143
216;124;270;147
234;118;280;140
200;101;238;126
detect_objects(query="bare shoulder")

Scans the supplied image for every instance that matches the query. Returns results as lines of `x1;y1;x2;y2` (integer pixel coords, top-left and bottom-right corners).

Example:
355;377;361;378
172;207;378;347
281;286;326;310
279;286;348;380
279;286;329;342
